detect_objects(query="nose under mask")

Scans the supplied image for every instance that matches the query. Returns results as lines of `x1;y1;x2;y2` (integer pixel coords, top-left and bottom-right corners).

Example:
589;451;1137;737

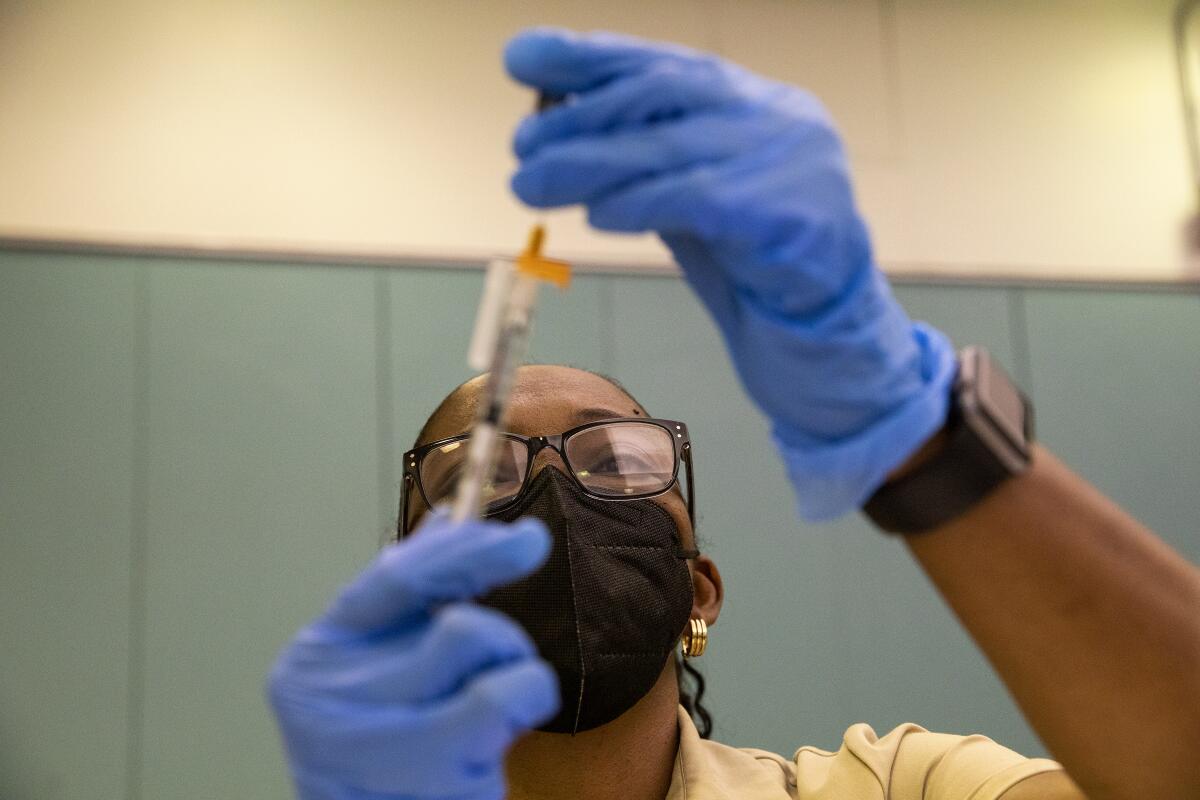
483;466;697;734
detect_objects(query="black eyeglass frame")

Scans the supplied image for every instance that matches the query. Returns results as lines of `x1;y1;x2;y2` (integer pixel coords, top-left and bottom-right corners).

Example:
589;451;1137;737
398;417;695;538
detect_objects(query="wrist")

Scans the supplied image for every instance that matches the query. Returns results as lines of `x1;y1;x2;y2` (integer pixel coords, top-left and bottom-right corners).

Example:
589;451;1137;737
863;346;1035;535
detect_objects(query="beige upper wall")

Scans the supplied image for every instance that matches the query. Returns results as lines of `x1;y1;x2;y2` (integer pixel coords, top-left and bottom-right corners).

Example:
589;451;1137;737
0;0;1193;280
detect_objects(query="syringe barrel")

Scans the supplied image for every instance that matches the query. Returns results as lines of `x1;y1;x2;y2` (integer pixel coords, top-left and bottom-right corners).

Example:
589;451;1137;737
453;273;541;521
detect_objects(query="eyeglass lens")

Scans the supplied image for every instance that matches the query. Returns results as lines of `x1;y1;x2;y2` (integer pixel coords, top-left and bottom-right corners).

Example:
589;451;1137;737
419;437;528;509
563;421;675;497
417;421;677;509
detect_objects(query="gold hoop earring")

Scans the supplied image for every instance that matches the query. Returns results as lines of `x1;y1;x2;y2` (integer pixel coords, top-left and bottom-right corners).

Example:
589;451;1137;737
681;617;708;659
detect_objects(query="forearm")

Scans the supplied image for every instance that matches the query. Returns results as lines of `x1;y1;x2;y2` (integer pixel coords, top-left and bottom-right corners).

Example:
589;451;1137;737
903;446;1200;800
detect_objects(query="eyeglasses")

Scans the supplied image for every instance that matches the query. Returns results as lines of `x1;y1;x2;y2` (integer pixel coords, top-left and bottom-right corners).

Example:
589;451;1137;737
398;417;694;537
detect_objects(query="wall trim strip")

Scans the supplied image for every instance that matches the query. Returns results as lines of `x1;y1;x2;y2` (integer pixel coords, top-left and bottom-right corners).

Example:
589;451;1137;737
3;235;1199;294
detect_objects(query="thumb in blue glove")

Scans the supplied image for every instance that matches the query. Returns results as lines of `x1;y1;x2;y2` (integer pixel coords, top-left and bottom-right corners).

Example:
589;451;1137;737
267;510;559;800
505;27;957;521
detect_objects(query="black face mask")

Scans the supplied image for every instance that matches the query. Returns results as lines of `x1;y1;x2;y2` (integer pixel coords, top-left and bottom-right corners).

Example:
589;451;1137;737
483;466;697;735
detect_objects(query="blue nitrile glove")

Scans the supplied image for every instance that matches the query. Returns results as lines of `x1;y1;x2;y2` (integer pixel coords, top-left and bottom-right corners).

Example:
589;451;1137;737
505;28;957;521
267;510;559;800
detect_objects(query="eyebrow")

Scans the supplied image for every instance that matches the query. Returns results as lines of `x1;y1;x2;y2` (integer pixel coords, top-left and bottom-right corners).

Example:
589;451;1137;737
574;406;633;422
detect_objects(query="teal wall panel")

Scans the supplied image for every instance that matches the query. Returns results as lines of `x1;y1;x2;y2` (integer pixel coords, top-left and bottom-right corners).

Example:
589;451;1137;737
388;268;479;457
1023;290;1200;561
138;262;382;798
0;253;136;799
526;274;614;374
3;246;1198;796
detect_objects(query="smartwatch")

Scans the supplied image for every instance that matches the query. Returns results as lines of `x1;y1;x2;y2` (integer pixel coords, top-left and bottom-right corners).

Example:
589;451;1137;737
863;346;1034;534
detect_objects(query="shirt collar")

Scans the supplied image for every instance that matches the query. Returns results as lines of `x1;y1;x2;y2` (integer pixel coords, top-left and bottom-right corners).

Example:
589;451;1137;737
667;706;793;800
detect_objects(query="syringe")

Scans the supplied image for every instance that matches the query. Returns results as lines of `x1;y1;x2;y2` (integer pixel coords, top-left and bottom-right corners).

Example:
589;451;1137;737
451;225;571;522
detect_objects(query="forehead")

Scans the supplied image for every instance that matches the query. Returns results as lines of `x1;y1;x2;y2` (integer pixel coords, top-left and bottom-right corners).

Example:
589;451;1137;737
424;366;645;441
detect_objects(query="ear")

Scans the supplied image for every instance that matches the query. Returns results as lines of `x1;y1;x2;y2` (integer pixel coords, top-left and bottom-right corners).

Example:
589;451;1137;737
688;555;724;626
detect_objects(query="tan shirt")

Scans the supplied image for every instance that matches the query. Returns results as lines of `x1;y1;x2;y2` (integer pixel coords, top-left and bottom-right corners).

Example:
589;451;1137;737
667;707;1063;799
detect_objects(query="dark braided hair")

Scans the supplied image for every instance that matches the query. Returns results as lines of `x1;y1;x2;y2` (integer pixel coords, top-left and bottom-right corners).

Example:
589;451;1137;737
409;365;715;739
676;655;714;738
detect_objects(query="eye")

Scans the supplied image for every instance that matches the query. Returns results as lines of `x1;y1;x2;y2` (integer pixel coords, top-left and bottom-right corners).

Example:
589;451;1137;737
425;463;463;501
564;422;676;492
582;445;657;474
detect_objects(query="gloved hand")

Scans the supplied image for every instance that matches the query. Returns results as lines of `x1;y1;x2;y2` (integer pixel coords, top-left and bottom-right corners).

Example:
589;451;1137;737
267;510;559;800
505;28;957;521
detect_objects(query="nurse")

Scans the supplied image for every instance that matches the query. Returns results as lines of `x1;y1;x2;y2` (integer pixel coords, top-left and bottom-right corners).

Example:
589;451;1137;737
267;29;1200;800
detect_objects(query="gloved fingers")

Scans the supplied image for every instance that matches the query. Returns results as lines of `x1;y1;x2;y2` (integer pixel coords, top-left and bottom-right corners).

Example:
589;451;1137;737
291;766;415;800
660;233;740;334
443;658;560;764
584;162;721;237
279;703;479;796
504;26;710;95
270;603;537;707
341;661;554;797
584;143;819;245
317;514;550;637
467;658;560;732
433;772;506;800
665;137;867;310
434;657;559;800
407;603;540;701
581;142;867;321
513;59;743;159
587;165;755;320
512;113;781;209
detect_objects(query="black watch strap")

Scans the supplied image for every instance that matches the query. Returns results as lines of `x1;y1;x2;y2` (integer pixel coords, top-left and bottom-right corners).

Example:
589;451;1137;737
863;406;1012;534
863;346;1034;535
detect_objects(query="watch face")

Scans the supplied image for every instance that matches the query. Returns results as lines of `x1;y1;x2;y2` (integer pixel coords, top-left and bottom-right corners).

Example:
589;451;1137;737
975;354;1028;451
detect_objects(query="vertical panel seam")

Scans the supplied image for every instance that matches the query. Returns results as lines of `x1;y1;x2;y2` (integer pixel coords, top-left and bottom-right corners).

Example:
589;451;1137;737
1006;287;1035;396
125;265;150;800
374;270;397;546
